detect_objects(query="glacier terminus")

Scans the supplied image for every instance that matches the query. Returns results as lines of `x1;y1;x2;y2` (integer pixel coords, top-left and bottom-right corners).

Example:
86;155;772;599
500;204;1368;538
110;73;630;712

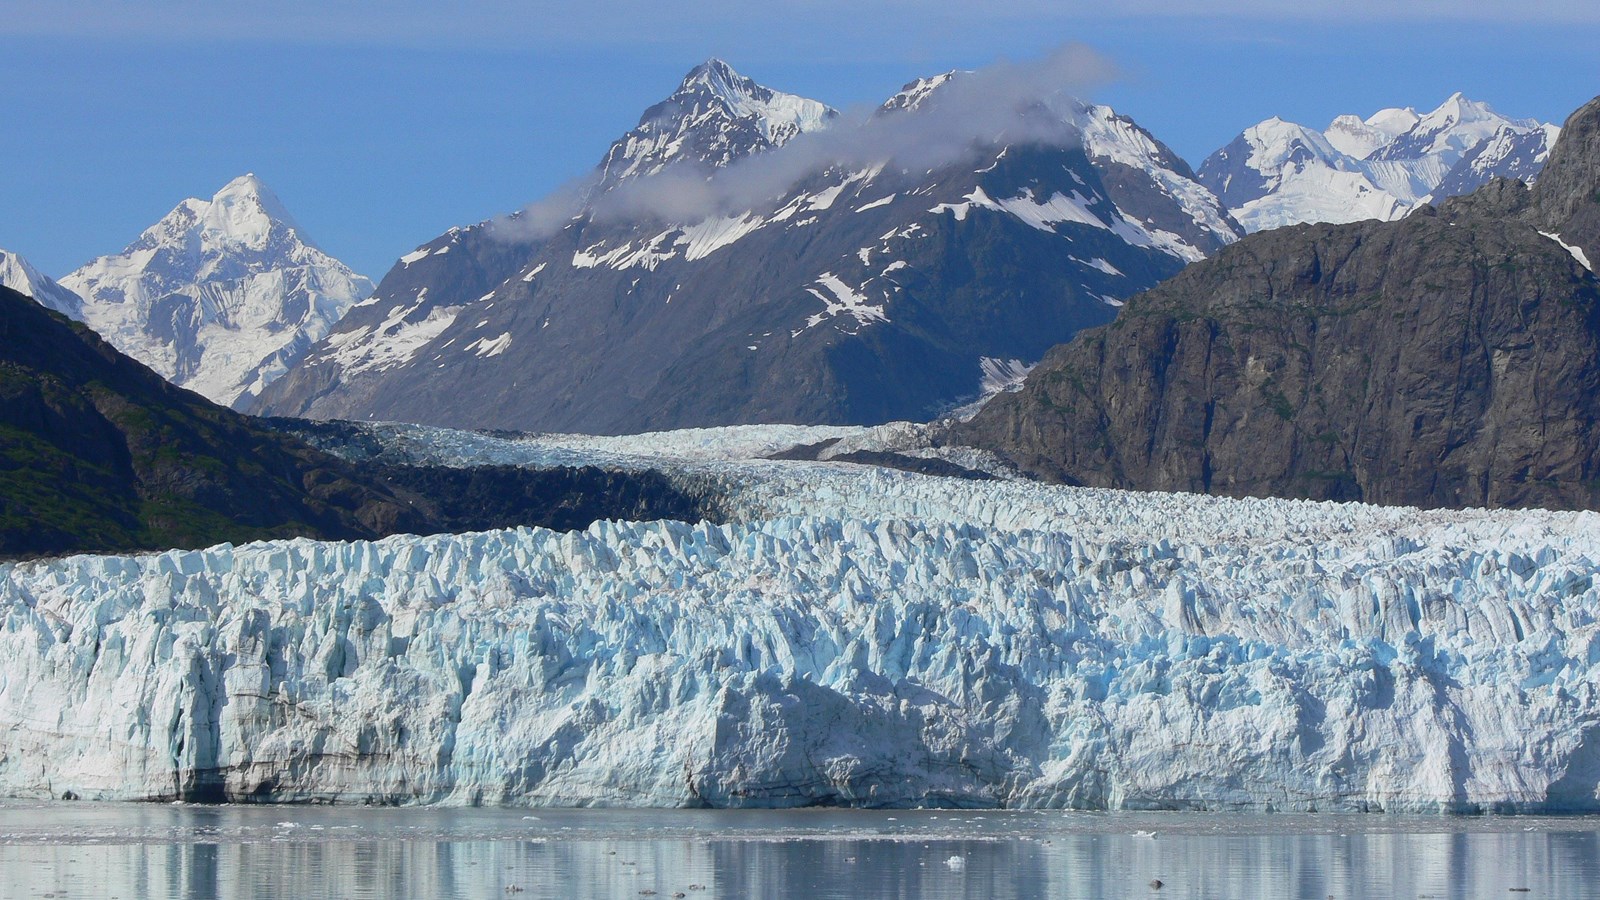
2;424;1598;813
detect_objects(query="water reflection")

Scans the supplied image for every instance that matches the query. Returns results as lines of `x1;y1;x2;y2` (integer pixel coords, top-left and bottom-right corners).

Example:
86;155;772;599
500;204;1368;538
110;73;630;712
1;806;1596;899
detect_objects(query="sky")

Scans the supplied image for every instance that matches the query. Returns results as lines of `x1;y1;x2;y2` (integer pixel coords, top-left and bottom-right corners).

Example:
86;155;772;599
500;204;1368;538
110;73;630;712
3;1;1597;279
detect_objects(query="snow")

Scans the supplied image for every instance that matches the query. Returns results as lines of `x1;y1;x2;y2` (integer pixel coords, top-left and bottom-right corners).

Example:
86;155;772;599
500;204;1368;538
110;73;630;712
1364;106;1422;139
399;248;432;267
677;214;767;261
1072;104;1240;252
326;302;461;377
573;177;879;273
572;232;680;271
1381;93;1538;164
931;181;1211;264
0;248;83;318
1076;257;1123;277
1540;232;1594;272
465;332;514;358
1233;166;1409;234
855;195;896;212
684;59;833;146
5;422;1600;811
804;273;889;331
597;58;835;188
995;189;1109;233
1208;95;1558;235
1324;114;1394;160
978;356;1033;395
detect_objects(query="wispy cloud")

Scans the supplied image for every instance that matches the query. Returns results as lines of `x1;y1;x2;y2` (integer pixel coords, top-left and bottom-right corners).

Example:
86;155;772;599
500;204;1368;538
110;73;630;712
493;44;1115;241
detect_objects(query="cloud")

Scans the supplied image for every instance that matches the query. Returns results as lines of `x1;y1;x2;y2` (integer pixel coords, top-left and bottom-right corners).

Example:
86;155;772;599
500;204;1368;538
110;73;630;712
492;44;1116;241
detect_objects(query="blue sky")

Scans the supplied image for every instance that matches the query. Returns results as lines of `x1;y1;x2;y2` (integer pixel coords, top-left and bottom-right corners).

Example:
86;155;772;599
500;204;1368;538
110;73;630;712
3;1;1597;279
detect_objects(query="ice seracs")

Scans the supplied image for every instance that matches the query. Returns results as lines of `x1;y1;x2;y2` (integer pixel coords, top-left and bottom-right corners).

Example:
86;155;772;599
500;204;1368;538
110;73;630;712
2;422;1600;812
59;174;374;408
1199;94;1559;233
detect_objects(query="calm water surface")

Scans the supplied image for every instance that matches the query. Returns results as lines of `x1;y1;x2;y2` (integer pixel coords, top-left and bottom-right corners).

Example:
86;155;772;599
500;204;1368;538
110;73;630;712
1;803;1596;899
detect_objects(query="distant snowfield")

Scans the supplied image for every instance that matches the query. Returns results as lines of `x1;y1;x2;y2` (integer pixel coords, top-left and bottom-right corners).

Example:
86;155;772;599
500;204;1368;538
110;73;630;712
3;422;1600;812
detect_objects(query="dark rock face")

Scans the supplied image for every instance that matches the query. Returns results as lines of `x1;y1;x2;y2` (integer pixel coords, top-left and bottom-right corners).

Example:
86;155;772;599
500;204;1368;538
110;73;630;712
0;285;425;556
1535;97;1600;264
958;95;1600;511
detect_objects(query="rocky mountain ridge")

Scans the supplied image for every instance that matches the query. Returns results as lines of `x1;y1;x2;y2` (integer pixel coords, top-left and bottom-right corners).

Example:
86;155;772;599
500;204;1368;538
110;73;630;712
959;95;1600;511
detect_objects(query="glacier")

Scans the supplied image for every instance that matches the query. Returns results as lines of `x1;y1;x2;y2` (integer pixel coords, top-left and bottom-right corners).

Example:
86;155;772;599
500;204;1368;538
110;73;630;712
3;423;1600;811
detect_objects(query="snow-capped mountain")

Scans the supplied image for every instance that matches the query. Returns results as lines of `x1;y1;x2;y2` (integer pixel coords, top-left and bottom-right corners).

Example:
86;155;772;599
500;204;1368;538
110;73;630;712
1198;93;1558;233
254;60;1240;433
59;175;374;409
593;58;836;192
0;248;83;318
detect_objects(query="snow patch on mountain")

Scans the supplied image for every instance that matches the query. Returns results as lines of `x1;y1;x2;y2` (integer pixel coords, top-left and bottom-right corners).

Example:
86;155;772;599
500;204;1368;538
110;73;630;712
804;273;888;331
1074;105;1240;248
466;332;514;358
1541;231;1594;272
327;303;460;377
979;357;1034;395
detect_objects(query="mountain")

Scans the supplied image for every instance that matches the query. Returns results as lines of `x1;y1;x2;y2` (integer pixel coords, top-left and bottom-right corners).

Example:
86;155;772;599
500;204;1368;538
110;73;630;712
0;282;421;556
0;283;710;558
253;60;1240;433
0;248;83;318
1198;94;1558;233
957;95;1600;512
59;175;375;410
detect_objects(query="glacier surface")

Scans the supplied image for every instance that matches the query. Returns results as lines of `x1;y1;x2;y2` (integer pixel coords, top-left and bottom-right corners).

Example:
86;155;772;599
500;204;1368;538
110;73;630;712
3;424;1600;811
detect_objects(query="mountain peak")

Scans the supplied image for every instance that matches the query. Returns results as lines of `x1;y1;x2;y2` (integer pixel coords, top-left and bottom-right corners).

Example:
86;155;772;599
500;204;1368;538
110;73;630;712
205;173;301;247
1424;92;1492;125
680;57;742;89
592;58;834;190
0;247;84;318
880;71;961;114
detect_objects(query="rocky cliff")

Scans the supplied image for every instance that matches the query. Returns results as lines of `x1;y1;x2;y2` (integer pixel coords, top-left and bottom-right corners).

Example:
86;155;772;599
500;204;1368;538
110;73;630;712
959;96;1600;511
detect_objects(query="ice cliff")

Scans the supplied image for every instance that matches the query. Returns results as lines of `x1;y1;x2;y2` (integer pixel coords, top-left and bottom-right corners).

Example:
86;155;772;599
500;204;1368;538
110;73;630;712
2;425;1599;811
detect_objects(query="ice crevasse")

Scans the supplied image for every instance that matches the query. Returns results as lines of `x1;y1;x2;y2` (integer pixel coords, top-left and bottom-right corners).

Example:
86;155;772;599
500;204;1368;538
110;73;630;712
2;457;1600;811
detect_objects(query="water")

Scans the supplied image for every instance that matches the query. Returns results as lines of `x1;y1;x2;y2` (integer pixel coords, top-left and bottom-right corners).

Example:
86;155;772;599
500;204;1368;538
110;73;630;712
1;804;1596;899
